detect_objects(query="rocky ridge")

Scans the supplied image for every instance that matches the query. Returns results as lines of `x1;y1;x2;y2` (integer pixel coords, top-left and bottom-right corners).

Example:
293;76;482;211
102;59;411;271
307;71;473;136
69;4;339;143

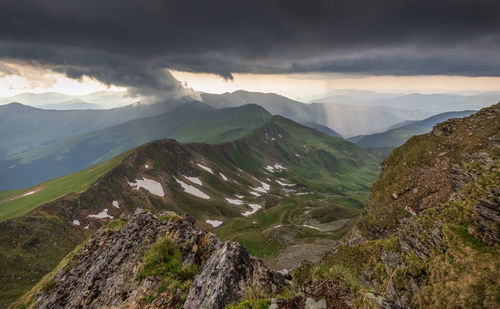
28;210;288;309
313;103;500;308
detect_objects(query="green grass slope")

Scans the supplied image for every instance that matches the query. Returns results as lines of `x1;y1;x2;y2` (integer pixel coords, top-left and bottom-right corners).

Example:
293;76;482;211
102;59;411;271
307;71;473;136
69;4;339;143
0;115;380;307
0;102;271;190
0;148;136;223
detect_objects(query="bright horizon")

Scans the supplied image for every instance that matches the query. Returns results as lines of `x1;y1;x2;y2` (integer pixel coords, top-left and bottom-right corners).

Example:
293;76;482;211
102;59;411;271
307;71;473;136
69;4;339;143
1;62;500;104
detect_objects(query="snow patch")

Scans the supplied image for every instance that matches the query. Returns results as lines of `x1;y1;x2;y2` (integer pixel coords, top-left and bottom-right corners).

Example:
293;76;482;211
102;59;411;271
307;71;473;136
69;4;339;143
197;163;214;174
83;225;89;230
249;191;261;197
220;173;228;181
88;209;113;219
274;163;285;169
225;198;243;205
206;220;222;227
175;177;210;199
235;194;244;198
73;220;80;226
276;180;295;187
22;191;36;197
112;200;119;208
242;203;262;216
302;224;321;231
144;164;149;168
265;165;275;172
184;176;202;186
296;192;313;196
128;178;165;197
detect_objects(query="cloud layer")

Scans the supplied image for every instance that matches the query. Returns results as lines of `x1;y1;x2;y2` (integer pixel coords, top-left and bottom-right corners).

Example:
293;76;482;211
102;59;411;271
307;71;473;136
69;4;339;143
0;0;499;99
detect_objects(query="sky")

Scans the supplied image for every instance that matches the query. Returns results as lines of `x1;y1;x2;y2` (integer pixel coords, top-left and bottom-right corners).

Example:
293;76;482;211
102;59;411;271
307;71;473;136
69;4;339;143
0;0;499;103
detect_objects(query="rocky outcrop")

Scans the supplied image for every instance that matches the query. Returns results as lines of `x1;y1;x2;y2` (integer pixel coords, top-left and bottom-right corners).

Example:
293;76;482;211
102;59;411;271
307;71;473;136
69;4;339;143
397;217;444;259
318;103;500;308
474;187;500;244
185;242;288;308
34;211;288;308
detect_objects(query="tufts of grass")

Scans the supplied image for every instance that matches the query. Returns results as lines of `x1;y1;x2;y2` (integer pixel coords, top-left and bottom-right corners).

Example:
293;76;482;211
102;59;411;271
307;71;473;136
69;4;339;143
311;264;362;295
137;236;198;303
226;299;271;309
40;279;56;294
105;218;127;231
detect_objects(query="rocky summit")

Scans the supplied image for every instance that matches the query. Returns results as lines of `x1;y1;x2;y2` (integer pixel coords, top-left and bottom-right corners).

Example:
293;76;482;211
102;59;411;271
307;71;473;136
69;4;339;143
31;210;288;309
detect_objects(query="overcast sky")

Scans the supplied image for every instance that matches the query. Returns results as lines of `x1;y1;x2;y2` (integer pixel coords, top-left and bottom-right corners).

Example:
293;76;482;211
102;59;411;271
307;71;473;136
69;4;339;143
1;0;499;102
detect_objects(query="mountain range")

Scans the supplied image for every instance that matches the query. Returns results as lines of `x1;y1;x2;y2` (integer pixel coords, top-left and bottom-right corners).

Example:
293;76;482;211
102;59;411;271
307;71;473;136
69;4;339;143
0;114;380;306
4;102;498;309
0;102;273;190
201;90;433;137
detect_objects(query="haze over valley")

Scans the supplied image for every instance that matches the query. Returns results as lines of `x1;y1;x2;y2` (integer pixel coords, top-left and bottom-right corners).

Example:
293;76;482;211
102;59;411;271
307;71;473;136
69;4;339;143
0;1;499;308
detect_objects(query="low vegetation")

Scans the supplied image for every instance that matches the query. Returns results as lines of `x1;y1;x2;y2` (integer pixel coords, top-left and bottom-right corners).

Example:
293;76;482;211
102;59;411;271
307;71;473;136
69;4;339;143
137;237;198;302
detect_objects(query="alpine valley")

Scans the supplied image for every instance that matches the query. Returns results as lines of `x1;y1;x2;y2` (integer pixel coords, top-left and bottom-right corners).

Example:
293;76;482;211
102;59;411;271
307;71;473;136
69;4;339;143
0;97;498;308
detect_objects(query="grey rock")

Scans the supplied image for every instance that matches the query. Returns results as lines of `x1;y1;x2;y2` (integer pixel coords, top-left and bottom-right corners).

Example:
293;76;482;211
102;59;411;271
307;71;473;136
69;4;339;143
397;217;443;259
474;187;500;243
34;211;285;309
184;241;288;309
305;297;326;309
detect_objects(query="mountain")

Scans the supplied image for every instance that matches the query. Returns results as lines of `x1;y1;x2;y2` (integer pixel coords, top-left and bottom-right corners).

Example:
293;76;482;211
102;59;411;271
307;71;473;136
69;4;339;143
201;90;344;135
369;93;500;114
349;110;476;149
285;103;499;307
0;99;191;158
0;102;272;190
297;120;342;137
201;90;431;137
315;90;499;115
0;91;132;109
0;115;380;306
39;100;102;110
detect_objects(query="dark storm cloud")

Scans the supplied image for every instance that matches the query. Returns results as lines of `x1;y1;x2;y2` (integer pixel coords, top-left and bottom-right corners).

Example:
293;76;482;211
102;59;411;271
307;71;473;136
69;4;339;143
0;0;499;98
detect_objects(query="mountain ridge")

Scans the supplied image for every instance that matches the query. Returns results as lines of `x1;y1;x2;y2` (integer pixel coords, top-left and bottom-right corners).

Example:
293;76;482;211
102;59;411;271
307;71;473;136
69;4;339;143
0;114;379;306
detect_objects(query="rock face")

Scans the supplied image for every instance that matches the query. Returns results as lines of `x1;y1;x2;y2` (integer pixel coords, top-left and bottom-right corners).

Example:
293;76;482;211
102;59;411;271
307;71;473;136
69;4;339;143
474;187;500;244
185;242;287;309
34;211;288;308
318;103;500;308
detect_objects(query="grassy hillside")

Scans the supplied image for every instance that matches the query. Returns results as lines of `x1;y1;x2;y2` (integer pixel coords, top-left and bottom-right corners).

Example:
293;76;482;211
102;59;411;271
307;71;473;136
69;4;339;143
0;115;380;307
0;149;135;223
0;102;271;190
300;103;500;307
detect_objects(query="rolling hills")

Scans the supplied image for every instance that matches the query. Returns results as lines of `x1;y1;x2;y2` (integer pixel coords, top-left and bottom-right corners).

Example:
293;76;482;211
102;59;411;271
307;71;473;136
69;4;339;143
0;115;380;307
0;98;191;159
0;102;271;190
201;90;433;137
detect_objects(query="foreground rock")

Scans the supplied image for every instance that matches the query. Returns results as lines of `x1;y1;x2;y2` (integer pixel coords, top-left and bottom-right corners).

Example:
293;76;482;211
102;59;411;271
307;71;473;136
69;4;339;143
185;242;287;308
33;210;288;308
